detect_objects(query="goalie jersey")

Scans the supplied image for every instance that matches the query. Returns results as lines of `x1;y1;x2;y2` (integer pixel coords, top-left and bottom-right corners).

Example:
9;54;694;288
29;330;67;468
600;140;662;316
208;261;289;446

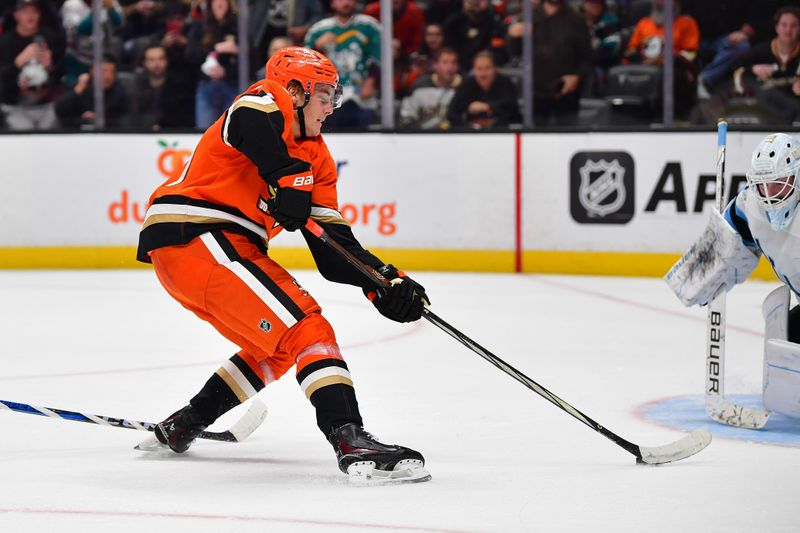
725;187;800;295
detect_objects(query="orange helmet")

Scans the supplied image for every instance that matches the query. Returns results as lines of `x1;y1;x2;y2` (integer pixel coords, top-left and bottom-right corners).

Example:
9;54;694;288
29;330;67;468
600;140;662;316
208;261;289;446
266;46;342;108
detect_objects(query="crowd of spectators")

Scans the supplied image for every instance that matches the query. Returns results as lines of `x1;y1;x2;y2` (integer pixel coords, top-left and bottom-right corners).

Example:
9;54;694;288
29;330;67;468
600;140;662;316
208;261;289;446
1;0;800;131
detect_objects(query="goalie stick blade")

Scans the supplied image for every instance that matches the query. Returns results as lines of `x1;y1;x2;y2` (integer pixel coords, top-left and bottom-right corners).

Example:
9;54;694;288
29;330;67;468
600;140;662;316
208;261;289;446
636;428;712;465
706;397;770;430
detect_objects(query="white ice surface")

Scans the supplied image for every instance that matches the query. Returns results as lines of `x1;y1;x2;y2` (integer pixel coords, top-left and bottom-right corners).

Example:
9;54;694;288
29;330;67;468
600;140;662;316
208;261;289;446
0;270;797;533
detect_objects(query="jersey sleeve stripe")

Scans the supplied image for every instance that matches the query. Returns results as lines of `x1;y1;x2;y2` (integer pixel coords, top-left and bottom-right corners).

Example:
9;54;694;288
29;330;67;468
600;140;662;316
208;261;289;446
310;206;351;226
223;93;279;147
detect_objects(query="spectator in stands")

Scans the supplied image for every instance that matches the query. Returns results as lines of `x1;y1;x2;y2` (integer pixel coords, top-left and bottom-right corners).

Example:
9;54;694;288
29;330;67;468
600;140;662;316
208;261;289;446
363;0;425;58
420;22;445;60
55;54;129;128
408;22;446;80
0;2;9;34
120;0;166;63
254;36;294;80
733;6;800;123
745;0;800;46
186;0;240;130
425;0;462;26
443;0;508;73
60;0;124;86
392;37;419;98
581;0;622;94
0;0;64;130
682;1;754;98
159;1;194;80
624;0;699;65
446;49;520;129
304;0;381;129
268;35;293;58
2;0;62;34
130;44;193;129
251;0;322;67
285;0;324;45
400;47;461;129
624;0;700;118
508;0;591;126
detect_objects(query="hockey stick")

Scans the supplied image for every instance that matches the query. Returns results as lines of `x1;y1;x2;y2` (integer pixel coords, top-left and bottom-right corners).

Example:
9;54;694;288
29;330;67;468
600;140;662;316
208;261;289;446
304;220;711;465
0;398;268;443
705;120;770;429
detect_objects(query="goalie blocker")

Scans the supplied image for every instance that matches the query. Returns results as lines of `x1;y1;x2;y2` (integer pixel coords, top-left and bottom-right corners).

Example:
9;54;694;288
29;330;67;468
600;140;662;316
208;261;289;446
665;210;760;307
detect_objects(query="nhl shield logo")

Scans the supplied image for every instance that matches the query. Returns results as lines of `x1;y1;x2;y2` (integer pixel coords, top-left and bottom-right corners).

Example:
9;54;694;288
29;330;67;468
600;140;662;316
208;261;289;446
570;151;635;224
578;159;626;218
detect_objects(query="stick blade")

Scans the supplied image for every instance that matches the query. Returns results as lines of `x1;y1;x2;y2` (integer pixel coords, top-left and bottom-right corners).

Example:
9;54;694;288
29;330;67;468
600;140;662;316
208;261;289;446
225;398;268;442
706;396;770;429
637;428;712;465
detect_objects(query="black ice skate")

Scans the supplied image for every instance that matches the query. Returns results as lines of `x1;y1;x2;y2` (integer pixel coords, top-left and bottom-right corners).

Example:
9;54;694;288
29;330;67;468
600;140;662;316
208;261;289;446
328;423;431;483
154;405;208;453
135;405;208;453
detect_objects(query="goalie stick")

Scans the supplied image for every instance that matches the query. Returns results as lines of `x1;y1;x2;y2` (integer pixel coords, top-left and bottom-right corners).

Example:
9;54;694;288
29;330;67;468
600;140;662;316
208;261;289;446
705;120;771;429
303;219;711;465
0;398;268;443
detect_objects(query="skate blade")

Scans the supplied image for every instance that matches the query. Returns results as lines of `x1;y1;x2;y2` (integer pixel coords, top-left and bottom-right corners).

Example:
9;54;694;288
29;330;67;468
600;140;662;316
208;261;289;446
134;435;170;452
347;459;432;485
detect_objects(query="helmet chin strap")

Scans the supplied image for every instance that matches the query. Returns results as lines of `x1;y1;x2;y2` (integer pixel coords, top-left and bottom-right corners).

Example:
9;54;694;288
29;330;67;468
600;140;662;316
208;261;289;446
295;91;312;139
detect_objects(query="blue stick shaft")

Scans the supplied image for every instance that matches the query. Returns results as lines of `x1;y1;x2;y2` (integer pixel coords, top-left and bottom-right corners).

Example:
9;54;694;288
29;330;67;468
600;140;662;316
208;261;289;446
717;119;728;148
716;120;728;213
0;399;236;441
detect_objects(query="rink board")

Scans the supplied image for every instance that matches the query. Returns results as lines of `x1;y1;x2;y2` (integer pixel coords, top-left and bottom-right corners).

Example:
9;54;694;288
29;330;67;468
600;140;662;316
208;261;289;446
0;131;779;278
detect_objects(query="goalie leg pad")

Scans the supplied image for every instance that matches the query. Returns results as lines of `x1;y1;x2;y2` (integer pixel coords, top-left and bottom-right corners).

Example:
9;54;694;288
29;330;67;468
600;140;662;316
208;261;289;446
665;210;760;307
763;339;800;419
763;286;790;342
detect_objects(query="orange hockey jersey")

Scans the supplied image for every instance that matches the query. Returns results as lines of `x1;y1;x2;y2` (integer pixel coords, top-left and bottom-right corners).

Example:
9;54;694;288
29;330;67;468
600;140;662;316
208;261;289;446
138;78;342;260
137;78;385;290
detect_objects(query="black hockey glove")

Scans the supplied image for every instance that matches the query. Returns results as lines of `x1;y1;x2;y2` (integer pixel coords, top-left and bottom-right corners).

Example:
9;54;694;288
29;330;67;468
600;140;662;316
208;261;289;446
267;183;312;232
364;264;430;323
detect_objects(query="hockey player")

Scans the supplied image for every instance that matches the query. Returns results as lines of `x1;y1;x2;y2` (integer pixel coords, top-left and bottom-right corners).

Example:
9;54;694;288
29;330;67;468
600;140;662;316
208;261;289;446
666;132;800;419
136;47;432;482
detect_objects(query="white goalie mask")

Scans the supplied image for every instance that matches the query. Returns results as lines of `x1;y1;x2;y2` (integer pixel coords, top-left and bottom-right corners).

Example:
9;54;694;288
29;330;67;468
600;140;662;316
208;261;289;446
746;133;800;230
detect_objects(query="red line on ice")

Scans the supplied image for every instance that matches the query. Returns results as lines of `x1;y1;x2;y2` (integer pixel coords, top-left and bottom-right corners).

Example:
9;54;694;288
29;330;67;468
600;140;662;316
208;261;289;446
0;319;425;382
527;276;762;337
0;507;481;533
